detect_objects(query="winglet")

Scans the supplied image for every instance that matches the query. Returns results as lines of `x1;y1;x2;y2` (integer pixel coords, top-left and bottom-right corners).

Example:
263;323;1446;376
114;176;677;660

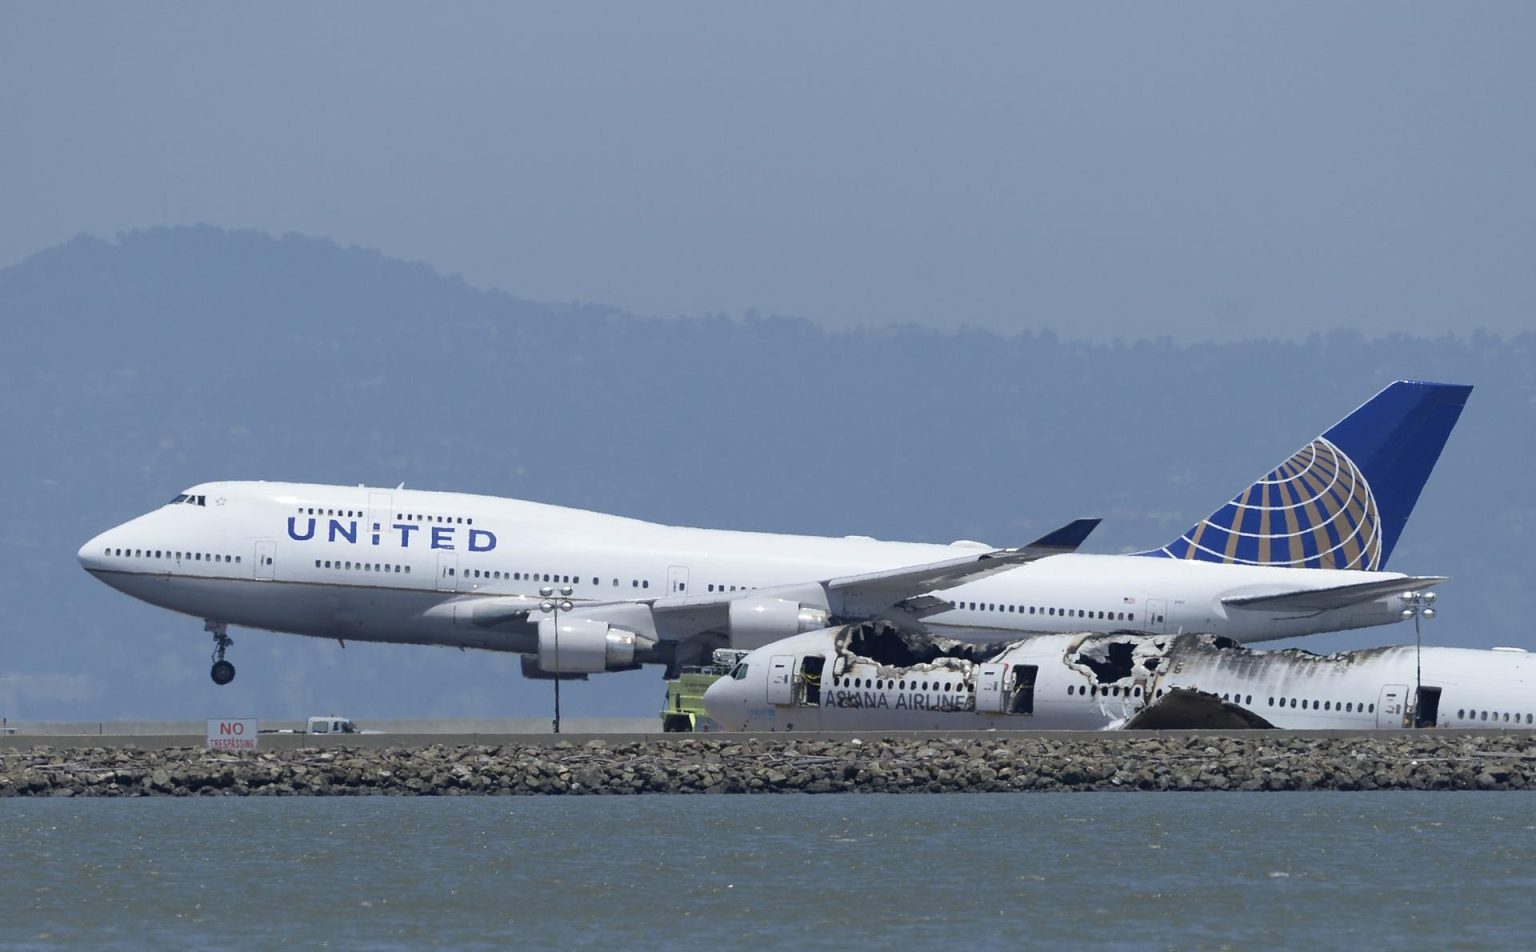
1020;517;1100;554
1139;381;1471;570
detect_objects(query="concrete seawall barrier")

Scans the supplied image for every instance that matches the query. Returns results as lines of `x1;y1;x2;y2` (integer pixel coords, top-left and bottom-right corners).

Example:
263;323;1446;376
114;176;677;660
5;733;1536;795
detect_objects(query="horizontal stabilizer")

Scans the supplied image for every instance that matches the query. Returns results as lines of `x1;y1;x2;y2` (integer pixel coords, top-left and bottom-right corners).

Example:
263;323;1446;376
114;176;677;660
1221;575;1447;614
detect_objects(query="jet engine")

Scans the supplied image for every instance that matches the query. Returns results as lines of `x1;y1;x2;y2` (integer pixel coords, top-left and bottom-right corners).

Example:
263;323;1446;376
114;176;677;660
727;597;831;650
535;615;655;674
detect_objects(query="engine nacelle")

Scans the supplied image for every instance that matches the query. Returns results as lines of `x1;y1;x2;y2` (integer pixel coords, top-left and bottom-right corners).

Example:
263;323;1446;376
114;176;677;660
536;615;655;673
727;597;831;650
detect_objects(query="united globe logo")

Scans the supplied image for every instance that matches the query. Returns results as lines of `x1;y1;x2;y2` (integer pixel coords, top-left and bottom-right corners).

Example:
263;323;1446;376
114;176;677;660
1163;438;1382;570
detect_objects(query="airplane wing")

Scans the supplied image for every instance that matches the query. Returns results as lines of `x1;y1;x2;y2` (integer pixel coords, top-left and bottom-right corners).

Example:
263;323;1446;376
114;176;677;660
639;516;1098;627
464;518;1100;631
822;518;1101;617
1220;575;1447;614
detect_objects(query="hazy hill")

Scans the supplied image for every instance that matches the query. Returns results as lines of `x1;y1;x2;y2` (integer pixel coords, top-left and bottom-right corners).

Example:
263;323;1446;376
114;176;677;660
2;226;1530;720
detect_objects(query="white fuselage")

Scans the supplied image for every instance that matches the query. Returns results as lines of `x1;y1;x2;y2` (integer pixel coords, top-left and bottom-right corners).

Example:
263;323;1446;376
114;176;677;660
704;629;1536;732
79;481;1427;659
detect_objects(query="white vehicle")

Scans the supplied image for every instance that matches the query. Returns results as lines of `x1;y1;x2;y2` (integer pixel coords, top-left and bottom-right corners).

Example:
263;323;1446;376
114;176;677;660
77;381;1470;688
702;619;1536;732
305;716;359;735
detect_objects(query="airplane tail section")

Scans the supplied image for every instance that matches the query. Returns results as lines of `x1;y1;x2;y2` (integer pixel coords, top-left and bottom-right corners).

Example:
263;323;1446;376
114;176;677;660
1140;380;1471;570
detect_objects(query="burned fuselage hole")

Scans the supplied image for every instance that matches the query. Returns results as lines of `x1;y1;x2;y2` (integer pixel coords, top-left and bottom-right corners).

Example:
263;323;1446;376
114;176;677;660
1072;639;1138;682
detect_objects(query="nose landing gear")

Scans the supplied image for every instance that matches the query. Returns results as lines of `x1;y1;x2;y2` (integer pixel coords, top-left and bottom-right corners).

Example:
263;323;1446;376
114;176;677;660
206;620;235;685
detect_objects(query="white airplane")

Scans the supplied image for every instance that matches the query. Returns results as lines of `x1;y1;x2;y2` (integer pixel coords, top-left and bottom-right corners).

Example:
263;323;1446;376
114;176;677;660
702;619;1536;732
77;380;1470;687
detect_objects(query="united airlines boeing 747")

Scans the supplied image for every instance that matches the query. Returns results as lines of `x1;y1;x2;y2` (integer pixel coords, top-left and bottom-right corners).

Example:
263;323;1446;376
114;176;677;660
77;381;1469;687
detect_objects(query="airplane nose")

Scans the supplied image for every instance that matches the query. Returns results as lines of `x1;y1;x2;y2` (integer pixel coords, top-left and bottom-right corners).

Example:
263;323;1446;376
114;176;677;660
702;672;744;730
78;532;110;574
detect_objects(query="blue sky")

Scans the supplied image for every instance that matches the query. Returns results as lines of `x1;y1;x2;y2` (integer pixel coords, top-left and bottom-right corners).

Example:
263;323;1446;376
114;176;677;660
3;3;1533;341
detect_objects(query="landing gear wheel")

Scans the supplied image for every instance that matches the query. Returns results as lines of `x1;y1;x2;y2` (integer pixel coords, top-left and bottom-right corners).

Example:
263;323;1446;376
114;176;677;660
205;619;235;686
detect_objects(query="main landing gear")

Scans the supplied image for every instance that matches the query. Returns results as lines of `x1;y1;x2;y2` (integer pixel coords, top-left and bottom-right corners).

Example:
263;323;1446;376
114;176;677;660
206;619;235;685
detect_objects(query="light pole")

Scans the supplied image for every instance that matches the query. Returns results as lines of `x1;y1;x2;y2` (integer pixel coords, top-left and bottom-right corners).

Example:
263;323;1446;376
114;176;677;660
1400;590;1437;727
539;585;574;733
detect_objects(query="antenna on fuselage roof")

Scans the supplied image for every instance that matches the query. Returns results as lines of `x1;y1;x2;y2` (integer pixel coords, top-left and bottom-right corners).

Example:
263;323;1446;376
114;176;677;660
396;482;405;490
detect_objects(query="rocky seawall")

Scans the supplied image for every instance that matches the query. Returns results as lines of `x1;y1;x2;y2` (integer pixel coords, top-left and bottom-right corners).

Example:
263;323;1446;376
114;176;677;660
5;734;1536;796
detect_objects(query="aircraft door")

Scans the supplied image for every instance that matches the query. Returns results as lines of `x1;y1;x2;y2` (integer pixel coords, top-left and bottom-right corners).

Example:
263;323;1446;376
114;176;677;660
1414;686;1442;728
1377;684;1408;728
437;551;459;593
254;540;276;580
667;565;690;594
767;655;795;705
1009;665;1038;714
976;663;1008;713
1144;598;1168;633
368;492;393;540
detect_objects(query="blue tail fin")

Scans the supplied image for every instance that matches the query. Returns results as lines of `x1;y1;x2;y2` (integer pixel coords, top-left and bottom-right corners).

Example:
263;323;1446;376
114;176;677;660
1140;381;1472;570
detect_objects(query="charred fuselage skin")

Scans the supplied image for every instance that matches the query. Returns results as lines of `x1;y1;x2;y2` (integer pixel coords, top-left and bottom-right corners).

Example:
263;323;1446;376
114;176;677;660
704;622;1536;731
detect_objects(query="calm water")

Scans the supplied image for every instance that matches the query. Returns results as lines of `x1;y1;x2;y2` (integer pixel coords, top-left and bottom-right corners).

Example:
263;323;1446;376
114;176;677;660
3;793;1534;949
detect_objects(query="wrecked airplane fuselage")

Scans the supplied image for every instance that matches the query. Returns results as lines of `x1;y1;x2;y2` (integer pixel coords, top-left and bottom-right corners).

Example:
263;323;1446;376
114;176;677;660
703;621;1536;731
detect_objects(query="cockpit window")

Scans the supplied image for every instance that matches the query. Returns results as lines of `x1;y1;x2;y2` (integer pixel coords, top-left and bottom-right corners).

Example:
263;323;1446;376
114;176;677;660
166;494;208;507
731;663;750;681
